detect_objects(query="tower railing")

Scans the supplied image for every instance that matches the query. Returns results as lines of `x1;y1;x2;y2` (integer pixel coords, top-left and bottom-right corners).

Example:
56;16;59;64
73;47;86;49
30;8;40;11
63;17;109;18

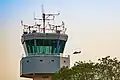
21;53;70;58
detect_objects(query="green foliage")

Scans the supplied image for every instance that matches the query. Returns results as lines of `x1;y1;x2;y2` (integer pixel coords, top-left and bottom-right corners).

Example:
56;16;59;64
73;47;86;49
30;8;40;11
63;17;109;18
52;56;120;80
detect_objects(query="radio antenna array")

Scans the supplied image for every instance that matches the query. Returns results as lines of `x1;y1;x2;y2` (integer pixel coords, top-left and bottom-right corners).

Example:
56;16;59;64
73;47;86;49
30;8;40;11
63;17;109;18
34;5;60;33
21;5;66;34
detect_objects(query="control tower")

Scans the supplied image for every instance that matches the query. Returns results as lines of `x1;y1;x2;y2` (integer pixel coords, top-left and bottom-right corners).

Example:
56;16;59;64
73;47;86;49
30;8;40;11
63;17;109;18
20;8;70;80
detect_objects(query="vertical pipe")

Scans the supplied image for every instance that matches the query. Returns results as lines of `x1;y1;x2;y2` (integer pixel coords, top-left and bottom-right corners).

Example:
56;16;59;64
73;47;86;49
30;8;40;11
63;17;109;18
56;33;60;55
34;39;36;55
56;39;60;55
42;13;45;54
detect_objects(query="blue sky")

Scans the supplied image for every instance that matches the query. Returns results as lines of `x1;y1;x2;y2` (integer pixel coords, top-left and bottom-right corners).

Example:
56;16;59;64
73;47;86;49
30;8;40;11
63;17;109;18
1;0;120;80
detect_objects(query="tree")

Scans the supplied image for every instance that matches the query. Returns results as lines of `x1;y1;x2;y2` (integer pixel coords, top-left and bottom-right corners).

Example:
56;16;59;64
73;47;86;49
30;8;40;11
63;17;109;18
52;56;120;80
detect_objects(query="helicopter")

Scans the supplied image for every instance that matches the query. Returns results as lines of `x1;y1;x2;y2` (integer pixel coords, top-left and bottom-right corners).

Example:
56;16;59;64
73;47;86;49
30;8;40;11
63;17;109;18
73;51;81;54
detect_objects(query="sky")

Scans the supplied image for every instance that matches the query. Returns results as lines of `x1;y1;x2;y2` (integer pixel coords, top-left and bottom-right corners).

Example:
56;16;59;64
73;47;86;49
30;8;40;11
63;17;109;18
0;0;120;80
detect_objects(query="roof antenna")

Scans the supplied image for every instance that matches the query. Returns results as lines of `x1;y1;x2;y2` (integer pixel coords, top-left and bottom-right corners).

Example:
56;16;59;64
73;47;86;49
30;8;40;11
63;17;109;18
42;4;46;33
21;20;34;33
33;12;36;20
41;4;44;15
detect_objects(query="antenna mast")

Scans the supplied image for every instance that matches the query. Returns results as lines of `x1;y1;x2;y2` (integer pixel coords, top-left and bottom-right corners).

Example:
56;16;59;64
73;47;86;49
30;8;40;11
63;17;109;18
42;5;45;33
34;5;60;33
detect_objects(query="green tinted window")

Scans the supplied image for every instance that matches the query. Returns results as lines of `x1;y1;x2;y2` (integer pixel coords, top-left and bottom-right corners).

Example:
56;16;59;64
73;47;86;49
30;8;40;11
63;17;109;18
26;39;66;56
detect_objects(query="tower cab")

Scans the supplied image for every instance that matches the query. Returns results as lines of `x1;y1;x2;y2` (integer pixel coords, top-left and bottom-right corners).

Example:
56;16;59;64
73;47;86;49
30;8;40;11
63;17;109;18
21;32;68;56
